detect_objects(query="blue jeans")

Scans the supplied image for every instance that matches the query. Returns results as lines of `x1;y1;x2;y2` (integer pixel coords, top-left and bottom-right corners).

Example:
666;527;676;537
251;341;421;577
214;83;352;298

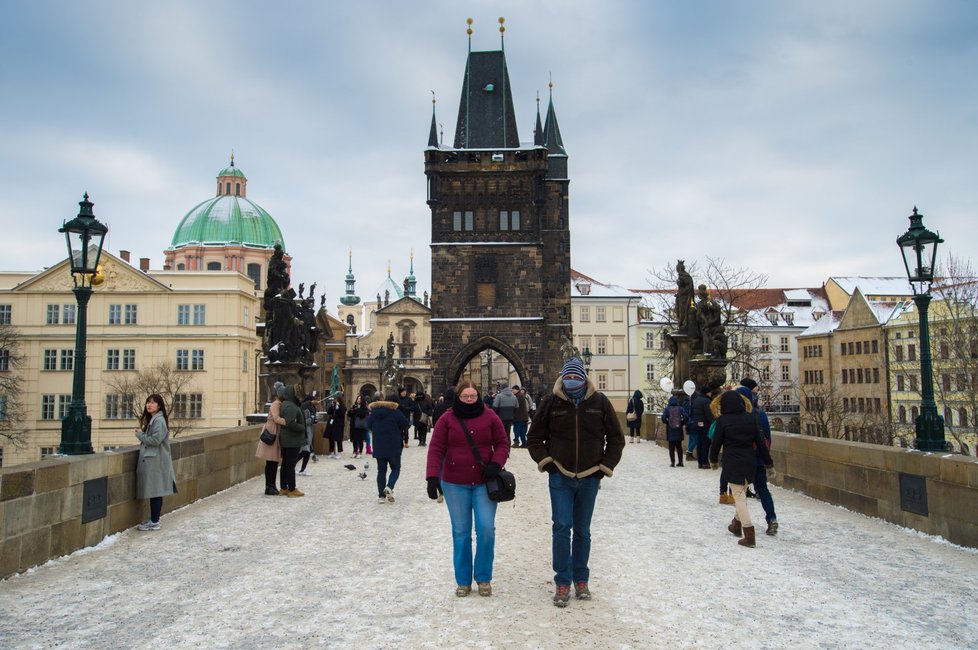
687;432;699;453
548;472;601;586
754;465;777;522
442;481;498;586
513;420;528;446
375;457;401;497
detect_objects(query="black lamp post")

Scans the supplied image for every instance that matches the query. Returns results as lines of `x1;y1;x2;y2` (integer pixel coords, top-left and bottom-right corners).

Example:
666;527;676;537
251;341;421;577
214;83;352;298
377;347;386;395
58;193;108;455
582;346;593;374
896;207;946;452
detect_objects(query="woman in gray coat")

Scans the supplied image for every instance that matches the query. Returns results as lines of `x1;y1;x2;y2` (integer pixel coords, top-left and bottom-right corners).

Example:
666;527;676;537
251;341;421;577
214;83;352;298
135;394;177;531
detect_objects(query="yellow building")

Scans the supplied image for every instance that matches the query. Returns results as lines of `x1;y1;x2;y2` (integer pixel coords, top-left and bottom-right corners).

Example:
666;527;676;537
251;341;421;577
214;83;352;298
0;250;260;467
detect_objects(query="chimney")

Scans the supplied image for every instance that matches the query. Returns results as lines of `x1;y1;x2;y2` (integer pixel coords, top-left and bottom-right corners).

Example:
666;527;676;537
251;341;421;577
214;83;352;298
139;258;150;272
120;250;131;263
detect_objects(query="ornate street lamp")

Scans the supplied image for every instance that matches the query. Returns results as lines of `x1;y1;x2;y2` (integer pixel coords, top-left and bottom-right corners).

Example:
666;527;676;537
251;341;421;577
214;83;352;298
896;207;946;452
582;346;593;374
377;347;386;395
58;193;108;455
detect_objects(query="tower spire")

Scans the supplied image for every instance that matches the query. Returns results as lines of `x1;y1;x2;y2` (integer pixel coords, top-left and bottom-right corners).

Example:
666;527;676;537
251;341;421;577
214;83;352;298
405;249;417;298
340;247;360;306
534;91;544;146
428;91;439;147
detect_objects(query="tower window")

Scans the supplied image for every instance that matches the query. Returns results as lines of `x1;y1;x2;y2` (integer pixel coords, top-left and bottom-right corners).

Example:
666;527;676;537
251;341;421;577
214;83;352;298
207;262;222;271
247;263;261;289
235;182;241;196
225;182;231;195
499;210;520;231
452;210;475;232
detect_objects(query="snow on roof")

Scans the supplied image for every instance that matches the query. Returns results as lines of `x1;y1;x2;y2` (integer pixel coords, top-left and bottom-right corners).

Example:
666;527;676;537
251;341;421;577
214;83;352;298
799;310;844;336
570;269;642;298
830;276;913;298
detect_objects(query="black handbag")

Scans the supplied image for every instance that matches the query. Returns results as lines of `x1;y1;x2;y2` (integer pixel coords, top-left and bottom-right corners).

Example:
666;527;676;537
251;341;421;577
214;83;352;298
454;413;515;502
259;427;277;445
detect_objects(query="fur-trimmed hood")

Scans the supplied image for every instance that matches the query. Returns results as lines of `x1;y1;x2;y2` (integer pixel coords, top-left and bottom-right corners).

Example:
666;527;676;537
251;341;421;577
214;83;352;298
710;391;752;418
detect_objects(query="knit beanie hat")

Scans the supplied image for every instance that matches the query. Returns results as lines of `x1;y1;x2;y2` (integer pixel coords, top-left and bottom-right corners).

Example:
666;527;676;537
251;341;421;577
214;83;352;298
740;378;759;391
273;381;286;398
561;357;587;380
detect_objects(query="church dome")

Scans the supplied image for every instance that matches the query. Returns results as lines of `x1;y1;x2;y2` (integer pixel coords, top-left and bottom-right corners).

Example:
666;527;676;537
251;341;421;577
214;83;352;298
169;160;285;251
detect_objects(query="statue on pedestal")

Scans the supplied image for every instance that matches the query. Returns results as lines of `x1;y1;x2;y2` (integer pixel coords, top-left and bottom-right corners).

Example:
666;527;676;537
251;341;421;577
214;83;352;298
675;260;694;334
695;284;727;357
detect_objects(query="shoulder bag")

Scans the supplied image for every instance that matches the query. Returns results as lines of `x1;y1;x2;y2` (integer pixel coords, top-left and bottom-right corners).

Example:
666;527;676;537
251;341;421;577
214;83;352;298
259;427;277;445
626;399;637;421
454;413;515;502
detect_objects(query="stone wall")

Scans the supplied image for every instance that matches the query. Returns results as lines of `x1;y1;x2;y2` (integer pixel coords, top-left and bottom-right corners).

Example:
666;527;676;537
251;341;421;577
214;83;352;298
624;412;978;548
0;425;264;579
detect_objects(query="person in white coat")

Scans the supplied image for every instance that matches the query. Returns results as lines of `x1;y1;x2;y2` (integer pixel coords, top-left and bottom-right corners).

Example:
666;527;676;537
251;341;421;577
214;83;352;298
135;394;177;531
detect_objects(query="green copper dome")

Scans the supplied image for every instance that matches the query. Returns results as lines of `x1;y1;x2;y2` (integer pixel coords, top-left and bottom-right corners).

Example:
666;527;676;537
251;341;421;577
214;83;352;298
170;161;285;250
170;196;285;249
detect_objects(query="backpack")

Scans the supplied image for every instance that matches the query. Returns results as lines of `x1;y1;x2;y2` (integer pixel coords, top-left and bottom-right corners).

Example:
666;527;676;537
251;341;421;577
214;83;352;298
667;405;682;429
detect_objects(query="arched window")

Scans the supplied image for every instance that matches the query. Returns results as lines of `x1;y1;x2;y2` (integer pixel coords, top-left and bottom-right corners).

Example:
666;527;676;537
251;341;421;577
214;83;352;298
958;407;968;429
207;262;222;271
246;263;261;289
177;263;185;271
225;182;231;195
911;406;919;421
898;405;906;423
235;182;241;196
944;407;953;426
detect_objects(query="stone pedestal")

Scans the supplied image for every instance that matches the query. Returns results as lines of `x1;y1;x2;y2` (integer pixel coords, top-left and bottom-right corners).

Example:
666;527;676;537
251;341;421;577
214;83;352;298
688;356;729;392
263;361;320;403
669;333;699;388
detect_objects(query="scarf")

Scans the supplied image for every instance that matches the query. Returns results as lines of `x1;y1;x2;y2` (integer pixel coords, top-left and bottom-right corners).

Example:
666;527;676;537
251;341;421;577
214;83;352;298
452;398;485;419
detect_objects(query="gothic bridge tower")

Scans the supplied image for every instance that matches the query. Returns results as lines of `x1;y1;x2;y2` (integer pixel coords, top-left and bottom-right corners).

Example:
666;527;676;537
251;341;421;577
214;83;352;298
425;20;571;396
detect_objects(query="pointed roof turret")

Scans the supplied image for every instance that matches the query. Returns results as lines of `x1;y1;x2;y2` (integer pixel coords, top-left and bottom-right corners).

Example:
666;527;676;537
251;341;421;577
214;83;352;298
405;250;418;298
427;92;439;148
543;81;568;179
533;92;545;146
453;18;519;149
340;248;361;306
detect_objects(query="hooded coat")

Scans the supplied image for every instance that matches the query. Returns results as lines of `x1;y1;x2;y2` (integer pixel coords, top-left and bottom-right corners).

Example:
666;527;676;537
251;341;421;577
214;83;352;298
136;411;177;499
368;401;410;458
426;405;509;485
255;398;286;462
278;386;307;449
527;376;625;478
708;390;773;484
660;396;686;442
625;389;644;430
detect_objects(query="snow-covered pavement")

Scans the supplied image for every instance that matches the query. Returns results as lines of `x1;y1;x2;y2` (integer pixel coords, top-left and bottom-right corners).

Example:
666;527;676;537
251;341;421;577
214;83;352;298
2;440;977;649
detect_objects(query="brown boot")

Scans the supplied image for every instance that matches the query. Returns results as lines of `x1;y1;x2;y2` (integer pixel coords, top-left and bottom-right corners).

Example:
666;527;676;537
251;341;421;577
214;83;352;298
727;517;742;537
738;526;756;547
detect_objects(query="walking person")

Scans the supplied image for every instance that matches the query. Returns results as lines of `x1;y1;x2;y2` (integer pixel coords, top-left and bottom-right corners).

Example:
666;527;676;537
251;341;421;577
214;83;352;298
432;387;455;426
527;357;626;607
297;391;320;474
134;394;177;531
397;387;414;448
278;385;307;497
347;394;369;459
625;389;644;443
255;382;288;495
661;395;687;466
689;384;715;469
512;386;530;448
325;395;347;459
414;391;434;446
737;378;779;535
709;389;774;548
368;393;410;503
426;380;510;597
492;383;518;444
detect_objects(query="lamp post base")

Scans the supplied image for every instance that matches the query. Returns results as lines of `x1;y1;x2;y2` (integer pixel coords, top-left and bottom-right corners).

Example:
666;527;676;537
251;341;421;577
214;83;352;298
59;404;94;455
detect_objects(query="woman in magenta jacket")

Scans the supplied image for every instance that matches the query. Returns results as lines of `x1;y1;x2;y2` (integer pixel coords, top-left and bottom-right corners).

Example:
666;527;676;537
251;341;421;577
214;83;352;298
425;379;510;598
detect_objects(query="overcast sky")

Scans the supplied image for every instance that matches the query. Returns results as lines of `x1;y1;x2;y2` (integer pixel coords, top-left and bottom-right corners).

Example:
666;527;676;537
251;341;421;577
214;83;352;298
2;1;976;306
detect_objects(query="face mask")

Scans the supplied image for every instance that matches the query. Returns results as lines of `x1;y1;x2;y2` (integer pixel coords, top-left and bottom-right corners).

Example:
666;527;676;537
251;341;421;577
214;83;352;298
562;378;585;392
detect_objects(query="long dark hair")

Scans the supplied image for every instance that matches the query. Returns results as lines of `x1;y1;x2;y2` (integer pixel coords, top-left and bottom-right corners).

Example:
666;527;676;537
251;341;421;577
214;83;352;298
140;393;169;430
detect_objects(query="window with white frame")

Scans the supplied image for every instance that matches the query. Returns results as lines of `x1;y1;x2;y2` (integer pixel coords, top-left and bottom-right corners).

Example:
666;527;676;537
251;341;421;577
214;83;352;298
781;364;790;381
498;210;520;231
596;337;607;355
780;336;789;353
177;304;190;325
243;306;250;328
578;336;591;355
597;373;607;391
106;349;120;370
645;362;655;382
104;394;133;419
580;306;590;322
59;349;73;371
761;365;771;382
0;304;10;325
660;331;669;350
41;395;56;420
57;394;71;419
124;304;138;325
193;304;206;325
596;306;606;322
123;349;135;370
191;349;205;370
43;349;57;371
40;447;56;459
46;304;59;325
645;332;654;349
0;349;9;372
173;393;203;419
62;304;76;325
108;304;122;325
176;349;189;370
760;336;770;352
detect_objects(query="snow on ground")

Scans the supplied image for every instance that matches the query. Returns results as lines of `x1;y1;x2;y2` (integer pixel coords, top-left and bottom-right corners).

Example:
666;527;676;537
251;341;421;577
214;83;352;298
2;440;977;649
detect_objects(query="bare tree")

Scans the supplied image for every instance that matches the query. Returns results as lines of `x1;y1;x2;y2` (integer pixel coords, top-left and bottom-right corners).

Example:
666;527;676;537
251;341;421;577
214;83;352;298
102;362;199;437
0;321;26;448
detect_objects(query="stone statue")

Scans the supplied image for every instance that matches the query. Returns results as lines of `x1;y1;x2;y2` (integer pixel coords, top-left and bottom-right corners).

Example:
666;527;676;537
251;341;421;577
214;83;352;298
695;284;727;357
403;277;409;293
386;332;395;361
384;290;390;307
675;260;694;334
423;291;429;307
352;345;359;358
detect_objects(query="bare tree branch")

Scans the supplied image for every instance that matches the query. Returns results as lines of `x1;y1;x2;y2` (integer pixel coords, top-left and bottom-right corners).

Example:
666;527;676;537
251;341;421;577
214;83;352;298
0;321;26;447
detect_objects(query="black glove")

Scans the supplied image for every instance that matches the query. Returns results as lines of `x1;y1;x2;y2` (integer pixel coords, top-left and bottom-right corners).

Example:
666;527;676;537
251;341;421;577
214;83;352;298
482;462;502;480
426;477;442;500
593;472;605;481
543;461;558;474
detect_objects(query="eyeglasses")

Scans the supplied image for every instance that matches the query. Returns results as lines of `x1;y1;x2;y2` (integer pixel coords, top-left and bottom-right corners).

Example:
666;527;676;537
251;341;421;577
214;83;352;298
459;391;479;401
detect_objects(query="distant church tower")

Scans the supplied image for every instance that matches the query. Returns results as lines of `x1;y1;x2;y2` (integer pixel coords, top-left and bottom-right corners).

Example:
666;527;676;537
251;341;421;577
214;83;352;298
425;19;571;395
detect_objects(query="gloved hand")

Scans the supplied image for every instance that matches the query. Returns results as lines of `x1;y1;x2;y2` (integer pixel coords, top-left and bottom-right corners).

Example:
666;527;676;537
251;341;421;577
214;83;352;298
766;465;777;481
426;477;442;501
711;463;719;470
543;461;558;474
482;462;502;480
592;472;605;481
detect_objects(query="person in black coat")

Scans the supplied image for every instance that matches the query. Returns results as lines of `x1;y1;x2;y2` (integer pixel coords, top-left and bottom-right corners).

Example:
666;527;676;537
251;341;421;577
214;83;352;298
413;392;434;446
397;387;414;448
368;394;410;502
325;395;347;459
347;394;369;459
432;387;455;426
625;389;644;443
708;390;773;548
689;386;714;468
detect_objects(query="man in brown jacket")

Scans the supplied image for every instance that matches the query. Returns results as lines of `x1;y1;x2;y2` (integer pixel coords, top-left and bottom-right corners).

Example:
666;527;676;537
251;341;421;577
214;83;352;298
527;357;625;608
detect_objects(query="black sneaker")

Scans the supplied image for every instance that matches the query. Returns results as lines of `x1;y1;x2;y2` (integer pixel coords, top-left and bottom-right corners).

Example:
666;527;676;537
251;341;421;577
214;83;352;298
264;486;280;496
